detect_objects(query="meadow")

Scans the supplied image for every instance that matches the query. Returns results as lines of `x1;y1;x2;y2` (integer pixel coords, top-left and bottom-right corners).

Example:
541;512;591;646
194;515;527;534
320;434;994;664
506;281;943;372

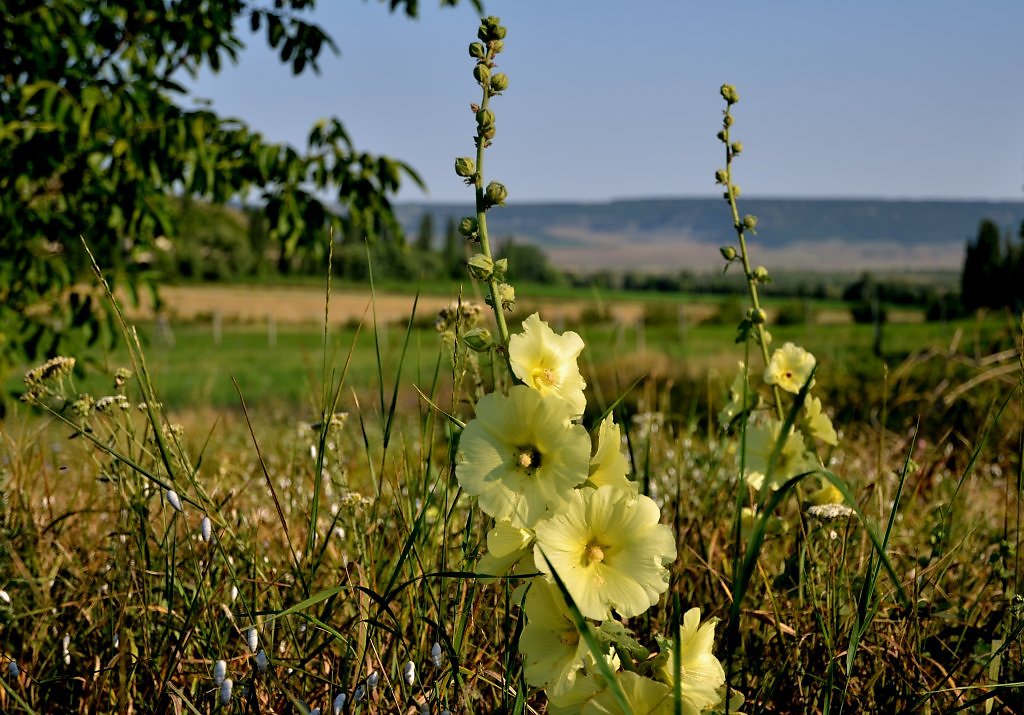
2;15;1023;715
2;275;1022;713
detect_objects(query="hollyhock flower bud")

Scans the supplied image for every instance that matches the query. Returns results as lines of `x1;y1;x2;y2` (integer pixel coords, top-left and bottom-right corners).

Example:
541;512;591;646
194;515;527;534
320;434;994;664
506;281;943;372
454;157;475;178
485;181;508;207
489;73;509;93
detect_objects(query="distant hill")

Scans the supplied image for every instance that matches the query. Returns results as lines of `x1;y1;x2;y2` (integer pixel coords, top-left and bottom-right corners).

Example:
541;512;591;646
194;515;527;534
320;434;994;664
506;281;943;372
394;197;1024;273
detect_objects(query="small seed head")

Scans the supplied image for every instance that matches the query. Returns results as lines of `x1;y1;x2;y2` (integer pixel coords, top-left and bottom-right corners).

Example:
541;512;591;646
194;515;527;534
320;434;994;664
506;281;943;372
497;282;516;311
714;169;727;185
720;84;739;104
731;141;743;155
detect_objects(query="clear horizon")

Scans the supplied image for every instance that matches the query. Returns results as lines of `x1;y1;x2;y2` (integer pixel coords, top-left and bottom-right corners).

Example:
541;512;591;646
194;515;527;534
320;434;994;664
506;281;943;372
186;1;1024;204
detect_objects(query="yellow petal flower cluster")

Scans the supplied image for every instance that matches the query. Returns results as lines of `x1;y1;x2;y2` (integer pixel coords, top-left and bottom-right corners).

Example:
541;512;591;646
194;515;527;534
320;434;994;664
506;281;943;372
763;342;816;394
456;385;590;528
454;312;729;710
509;312;587;415
742;418;818;491
534;486;676;621
656;608;726;715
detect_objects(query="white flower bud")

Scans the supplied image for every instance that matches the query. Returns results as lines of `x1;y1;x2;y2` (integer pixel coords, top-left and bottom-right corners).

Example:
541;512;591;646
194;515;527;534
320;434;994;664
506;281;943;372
403;660;416;685
310;709;321;715
245;627;258;653
332;693;347;714
230;585;239;602
166;489;183;513
0;589;10;604
353;684;365;701
367;670;379;690
200;516;212;543
255;649;269;672
220;677;233;705
7;661;18;678
214;659;227;685
431;642;443;667
62;633;70;665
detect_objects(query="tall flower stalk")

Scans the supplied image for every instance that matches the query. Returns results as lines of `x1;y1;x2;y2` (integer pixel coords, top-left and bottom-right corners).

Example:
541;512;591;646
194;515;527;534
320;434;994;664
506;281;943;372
455;16;515;370
715;84;784;421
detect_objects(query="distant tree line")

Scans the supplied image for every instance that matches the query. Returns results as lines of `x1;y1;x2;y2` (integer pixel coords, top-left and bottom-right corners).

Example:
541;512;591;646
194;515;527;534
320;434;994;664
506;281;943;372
960;218;1024;313
153;205;1023;321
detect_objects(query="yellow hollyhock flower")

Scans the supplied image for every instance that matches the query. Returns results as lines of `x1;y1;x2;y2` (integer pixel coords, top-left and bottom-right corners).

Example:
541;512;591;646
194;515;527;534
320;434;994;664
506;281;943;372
802;395;838;446
589;415;637;493
457;385;590;528
582;671;672;715
519;579;595;696
764;342;816;394
534;486;676;621
546;673;605;715
743;418;818;491
656;608;725;715
476;519;536;579
509;312;587;415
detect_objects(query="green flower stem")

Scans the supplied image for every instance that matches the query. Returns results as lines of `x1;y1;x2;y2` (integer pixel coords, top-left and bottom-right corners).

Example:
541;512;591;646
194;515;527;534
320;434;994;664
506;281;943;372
721;111;784;421
473;90;511;355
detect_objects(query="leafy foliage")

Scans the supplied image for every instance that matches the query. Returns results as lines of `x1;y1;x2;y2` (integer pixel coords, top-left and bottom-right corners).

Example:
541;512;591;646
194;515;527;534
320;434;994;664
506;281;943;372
0;0;487;406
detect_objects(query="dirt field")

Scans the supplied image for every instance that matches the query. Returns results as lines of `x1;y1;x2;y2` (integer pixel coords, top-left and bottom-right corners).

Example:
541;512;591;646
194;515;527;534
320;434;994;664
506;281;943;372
124;284;919;327
128;284;661;326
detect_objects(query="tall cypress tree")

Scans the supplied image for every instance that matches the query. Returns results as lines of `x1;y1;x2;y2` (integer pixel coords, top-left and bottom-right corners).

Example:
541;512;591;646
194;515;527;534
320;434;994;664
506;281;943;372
961;219;1003;310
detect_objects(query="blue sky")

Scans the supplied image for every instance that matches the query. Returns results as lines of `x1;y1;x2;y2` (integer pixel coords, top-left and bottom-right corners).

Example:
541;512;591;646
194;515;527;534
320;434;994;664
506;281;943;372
187;1;1024;203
